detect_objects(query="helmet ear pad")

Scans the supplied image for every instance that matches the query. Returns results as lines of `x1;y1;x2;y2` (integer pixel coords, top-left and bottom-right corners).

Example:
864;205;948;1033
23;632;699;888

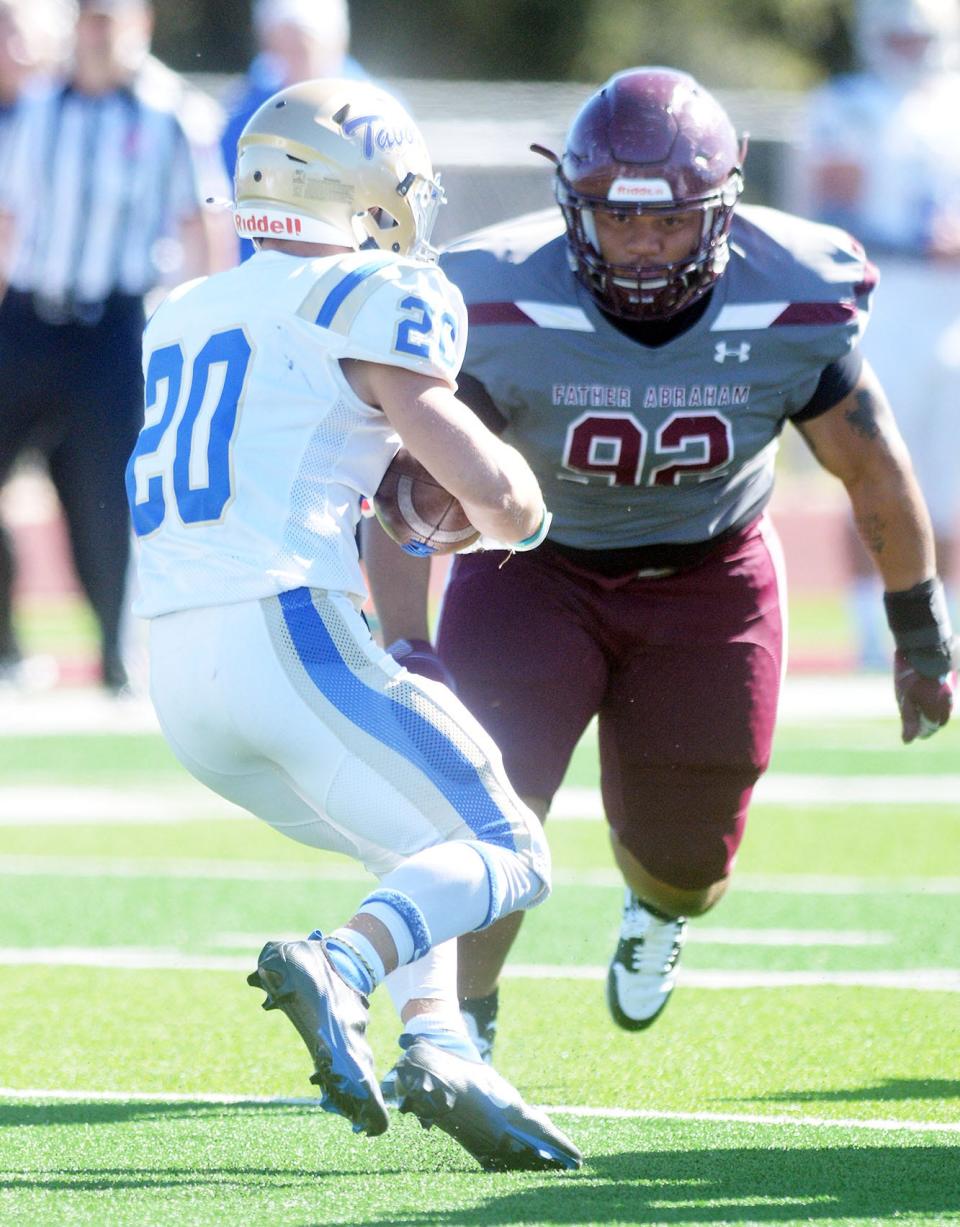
233;79;445;260
554;68;746;320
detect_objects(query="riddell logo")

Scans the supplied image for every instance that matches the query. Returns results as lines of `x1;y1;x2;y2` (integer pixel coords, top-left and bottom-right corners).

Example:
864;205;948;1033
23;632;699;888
608;176;673;203
235;213;303;236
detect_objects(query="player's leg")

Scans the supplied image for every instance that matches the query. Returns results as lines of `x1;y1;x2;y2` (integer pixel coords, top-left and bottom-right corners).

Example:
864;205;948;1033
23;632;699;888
384;797;548;1076
151;588;554;942
433;549;607;1056
149;590;580;1167
0;298;54;679
257;589;580;1166
456;794;548;991
48;305;144;691
599;517;785;1030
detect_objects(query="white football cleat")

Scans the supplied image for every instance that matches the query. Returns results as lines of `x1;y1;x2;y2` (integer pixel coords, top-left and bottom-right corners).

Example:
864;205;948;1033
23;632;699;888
606;890;687;1030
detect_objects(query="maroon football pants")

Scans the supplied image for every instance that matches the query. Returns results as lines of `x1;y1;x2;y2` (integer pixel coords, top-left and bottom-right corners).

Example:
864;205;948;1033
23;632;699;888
436;518;784;890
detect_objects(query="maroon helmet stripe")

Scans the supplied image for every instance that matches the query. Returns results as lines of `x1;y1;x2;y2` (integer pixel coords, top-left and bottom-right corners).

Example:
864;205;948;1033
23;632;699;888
468;302;537;326
771;301;858;326
854;260;879;297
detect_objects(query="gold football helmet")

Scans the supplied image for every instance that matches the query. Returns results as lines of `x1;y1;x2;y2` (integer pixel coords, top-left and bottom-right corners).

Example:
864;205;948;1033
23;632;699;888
234;78;445;260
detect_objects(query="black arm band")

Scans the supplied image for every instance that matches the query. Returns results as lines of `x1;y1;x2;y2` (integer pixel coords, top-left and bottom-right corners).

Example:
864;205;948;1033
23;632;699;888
883;577;955;677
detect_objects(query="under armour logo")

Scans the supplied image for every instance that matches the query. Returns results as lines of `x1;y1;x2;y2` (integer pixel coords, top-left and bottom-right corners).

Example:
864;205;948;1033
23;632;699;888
714;341;751;364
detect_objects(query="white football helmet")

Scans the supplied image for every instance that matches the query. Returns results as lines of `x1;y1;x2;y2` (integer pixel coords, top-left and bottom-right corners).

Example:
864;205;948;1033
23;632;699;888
234;78;445;260
856;0;960;83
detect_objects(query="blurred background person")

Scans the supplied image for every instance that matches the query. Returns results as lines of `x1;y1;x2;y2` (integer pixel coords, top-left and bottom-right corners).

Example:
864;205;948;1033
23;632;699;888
0;0;73;685
802;0;960;667
0;0;231;692
0;0;70;113
220;0;367;260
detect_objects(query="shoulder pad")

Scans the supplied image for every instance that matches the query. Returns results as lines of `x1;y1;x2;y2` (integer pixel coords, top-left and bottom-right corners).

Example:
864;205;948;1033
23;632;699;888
722;206;875;362
297;254;467;381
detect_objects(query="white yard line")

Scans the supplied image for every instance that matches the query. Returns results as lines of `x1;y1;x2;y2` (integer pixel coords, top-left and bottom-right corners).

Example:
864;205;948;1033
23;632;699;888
508;965;960;992
0;691;160;735
0;1086;955;1134
546;1105;960;1135
734;872;960;895
0;787;246;825
684;927;891;947
206;928;891;950
0;854;364;880
550;777;960;816
0;946;956;990
1;854;959;896
0;674;901;736
4;771;960;829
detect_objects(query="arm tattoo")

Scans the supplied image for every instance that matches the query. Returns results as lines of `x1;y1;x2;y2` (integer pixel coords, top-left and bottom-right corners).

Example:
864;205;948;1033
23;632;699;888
856;511;886;557
844;388;881;440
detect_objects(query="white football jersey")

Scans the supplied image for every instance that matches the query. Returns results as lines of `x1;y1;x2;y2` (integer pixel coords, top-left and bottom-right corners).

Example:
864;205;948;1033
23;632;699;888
127;248;467;616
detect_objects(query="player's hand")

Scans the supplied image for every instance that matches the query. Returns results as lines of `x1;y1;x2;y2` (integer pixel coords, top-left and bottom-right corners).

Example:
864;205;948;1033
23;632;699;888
893;649;956;743
387;638;456;690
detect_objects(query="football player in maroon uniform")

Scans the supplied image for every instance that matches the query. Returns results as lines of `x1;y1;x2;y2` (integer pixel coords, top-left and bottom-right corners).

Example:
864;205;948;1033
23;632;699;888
365;67;956;1063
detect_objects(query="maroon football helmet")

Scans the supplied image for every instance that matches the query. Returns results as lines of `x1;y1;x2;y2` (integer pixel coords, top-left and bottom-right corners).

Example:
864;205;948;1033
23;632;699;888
535;68;747;320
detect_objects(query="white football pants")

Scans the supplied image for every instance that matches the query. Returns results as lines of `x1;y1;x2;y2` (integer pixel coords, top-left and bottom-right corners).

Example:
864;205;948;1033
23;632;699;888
148;587;550;937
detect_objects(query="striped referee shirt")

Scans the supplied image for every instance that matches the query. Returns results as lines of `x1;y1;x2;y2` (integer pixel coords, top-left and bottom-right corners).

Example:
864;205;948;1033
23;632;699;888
0;61;224;305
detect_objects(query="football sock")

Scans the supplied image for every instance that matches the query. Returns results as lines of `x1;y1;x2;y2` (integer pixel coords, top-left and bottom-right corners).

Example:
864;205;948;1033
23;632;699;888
384;940;457;1018
402;1011;483;1064
324;928;386;996
629;892;676;923
367;843;492;960
459;988;500;1029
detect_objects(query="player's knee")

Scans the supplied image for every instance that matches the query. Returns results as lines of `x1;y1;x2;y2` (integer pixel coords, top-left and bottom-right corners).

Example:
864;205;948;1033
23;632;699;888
611;806;746;895
625;830;737;894
463;827;551;932
610;764;754;893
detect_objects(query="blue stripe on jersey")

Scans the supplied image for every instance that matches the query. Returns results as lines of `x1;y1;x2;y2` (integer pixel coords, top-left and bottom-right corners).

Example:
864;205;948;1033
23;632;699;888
278;588;517;850
314;259;390;328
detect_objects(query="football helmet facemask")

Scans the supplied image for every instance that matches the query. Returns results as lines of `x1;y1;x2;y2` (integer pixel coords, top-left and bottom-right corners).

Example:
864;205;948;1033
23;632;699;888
234;78;445;261
534;67;746;321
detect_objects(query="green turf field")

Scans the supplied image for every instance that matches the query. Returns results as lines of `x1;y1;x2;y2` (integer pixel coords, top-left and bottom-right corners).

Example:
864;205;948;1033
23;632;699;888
1;682;958;1226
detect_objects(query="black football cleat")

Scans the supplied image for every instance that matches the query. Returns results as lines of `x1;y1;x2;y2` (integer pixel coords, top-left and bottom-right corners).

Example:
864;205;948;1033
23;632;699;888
248;936;388;1137
381;990;499;1105
394;1037;582;1172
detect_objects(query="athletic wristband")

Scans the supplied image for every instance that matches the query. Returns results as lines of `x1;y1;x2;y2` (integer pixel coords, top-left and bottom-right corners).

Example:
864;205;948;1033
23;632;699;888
883;577;955;678
470;507;553;555
512;507;553;553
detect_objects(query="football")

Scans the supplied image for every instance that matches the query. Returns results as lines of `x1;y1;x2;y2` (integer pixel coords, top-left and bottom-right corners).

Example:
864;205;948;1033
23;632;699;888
373;448;480;556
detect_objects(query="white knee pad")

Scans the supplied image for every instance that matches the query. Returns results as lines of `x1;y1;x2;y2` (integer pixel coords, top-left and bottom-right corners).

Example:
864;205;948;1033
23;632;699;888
461;836;551;930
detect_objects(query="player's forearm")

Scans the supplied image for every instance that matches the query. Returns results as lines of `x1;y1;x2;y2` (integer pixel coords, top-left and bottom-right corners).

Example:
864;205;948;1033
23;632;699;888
451;440;546;545
845;464;937;592
362;516;432;647
798;370;937;591
382;381;546;544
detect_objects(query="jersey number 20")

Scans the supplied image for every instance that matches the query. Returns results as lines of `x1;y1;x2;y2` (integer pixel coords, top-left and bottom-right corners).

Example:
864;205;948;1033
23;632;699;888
126;328;251;536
